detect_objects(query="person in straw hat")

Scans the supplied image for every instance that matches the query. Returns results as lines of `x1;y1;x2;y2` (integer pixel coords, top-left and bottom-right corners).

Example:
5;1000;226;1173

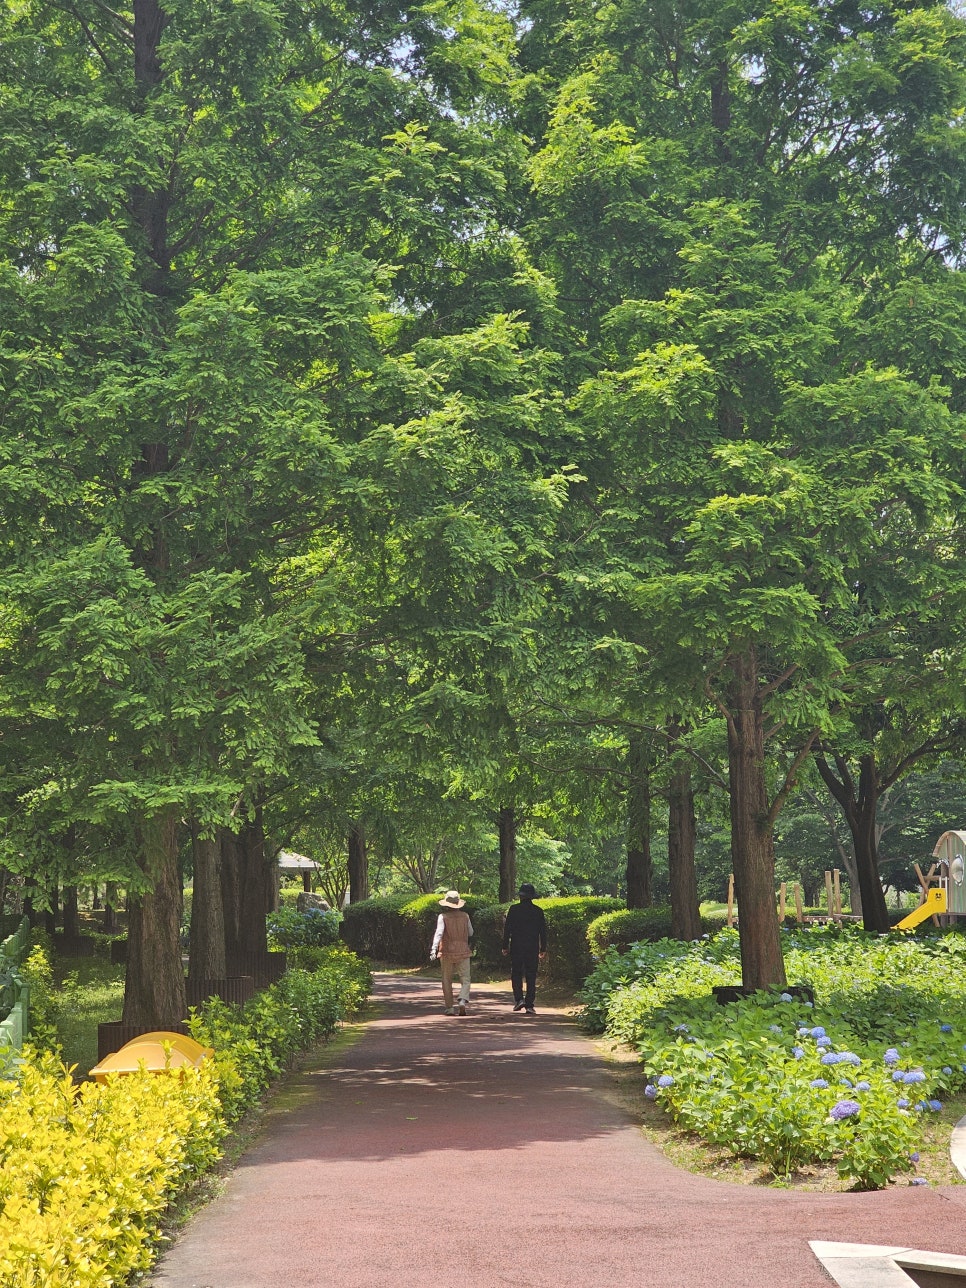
430;890;474;1015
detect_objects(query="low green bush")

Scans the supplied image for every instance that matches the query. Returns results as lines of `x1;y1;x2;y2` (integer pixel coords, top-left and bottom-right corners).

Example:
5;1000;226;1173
474;896;623;986
587;906;726;955
580;924;966;1188
539;896;622;986
339;893;491;964
188;947;371;1122
267;905;340;948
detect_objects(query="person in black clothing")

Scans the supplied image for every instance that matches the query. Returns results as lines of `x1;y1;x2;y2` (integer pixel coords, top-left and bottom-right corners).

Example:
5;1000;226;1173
501;883;548;1014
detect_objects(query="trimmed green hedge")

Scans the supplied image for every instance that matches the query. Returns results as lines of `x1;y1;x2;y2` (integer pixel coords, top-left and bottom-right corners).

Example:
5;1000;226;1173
342;893;622;988
340;894;492;964
587;906;729;956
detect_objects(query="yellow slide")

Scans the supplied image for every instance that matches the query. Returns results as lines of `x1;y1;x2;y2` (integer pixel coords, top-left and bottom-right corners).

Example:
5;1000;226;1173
895;887;947;931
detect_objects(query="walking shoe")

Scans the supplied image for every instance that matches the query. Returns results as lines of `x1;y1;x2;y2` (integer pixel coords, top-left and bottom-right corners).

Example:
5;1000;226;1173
458;1001;467;1016
525;1006;535;1015
513;1001;525;1011
444;1007;455;1015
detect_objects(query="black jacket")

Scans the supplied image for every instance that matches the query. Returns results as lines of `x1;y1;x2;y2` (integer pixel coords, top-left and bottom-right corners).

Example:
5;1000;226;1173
502;900;548;956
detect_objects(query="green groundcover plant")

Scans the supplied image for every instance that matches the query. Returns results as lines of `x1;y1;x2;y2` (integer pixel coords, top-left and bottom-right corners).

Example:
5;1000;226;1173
581;925;966;1189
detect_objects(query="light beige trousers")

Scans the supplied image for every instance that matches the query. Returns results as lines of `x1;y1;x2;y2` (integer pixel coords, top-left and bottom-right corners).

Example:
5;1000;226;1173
440;957;471;1009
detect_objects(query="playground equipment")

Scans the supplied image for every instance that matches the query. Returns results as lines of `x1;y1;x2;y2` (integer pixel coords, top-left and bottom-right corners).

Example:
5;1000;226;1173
895;830;966;931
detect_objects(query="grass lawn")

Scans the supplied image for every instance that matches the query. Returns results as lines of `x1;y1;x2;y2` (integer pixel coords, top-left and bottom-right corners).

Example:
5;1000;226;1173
51;955;125;1079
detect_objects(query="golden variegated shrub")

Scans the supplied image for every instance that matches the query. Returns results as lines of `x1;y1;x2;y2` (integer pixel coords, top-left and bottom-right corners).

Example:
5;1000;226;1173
0;1050;225;1287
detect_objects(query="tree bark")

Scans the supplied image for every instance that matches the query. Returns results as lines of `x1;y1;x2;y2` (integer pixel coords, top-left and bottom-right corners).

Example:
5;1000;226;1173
62;885;81;939
103;882;118;933
188;827;226;982
498;806;517;903
236;811;273;954
815;751;891;933
44;888;58;937
726;647;787;990
667;758;702;940
122;809;186;1027
348;822;369;903
625;734;653;909
220;827;243;956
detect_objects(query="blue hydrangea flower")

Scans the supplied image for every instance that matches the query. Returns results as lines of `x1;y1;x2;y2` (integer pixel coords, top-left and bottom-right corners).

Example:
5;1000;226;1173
810;1078;829;1089
911;1178;929;1186
792;1046;805;1059
803;1001;814;1009
768;1024;782;1034
657;1074;674;1088
855;1081;870;1092
816;1036;833;1048
910;1151;920;1162
897;1098;910;1108
940;1023;953;1032
820;1052;841;1065
644;1084;658;1099
673;1024;689;1034
810;1026;827;1038
929;1099;943;1112
779;993;793;1002
903;1071;926;1084
830;1099;861;1120
892;1070;906;1082
884;1048;900;1066
943;1067;953;1076
915;1102;926;1113
841;1053;862;1066
839;1078;853;1087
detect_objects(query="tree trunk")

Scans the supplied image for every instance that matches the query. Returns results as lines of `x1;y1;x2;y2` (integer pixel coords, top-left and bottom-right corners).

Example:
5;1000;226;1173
726;648;786;990
62;885;81;939
815;751;891;933
188;827;226;982
236;811;272;954
44;889;58;937
498;807;517;903
348;822;369;903
220;827;243;956
122;809;186;1027
625;734;653;909
667;760;702;940
103;882;118;934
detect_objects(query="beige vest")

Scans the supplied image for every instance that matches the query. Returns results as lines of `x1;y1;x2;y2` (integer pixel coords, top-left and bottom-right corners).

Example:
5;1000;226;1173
439;910;472;961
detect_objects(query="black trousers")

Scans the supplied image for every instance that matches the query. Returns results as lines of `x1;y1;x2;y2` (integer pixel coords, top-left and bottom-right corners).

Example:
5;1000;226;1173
511;951;539;1006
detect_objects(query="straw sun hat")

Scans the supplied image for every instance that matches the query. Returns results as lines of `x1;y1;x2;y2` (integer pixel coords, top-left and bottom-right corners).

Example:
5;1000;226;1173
438;890;465;909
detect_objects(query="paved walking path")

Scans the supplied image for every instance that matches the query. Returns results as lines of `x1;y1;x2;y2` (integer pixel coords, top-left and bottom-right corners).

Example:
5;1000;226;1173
151;974;966;1288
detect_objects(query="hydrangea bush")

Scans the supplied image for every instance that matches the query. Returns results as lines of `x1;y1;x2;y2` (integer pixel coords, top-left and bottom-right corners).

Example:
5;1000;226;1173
580;925;966;1189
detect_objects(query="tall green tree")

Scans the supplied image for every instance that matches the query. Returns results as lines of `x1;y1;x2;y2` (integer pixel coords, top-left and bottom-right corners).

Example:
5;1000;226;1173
523;0;966;987
0;0;558;1022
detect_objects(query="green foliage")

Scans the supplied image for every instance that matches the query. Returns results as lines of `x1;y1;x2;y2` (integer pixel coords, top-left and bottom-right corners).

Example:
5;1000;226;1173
50;958;126;1079
19;940;57;1053
537;896;622;986
586;907;726;956
581;925;966;1187
189;951;370;1122
266;905;340;949
339;893;492;965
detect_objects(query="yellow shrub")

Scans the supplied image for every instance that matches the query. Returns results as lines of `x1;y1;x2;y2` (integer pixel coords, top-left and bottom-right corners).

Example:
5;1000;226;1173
0;1050;225;1287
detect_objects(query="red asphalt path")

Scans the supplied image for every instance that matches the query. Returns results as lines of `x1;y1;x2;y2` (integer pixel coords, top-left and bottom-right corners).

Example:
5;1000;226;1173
151;974;966;1288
